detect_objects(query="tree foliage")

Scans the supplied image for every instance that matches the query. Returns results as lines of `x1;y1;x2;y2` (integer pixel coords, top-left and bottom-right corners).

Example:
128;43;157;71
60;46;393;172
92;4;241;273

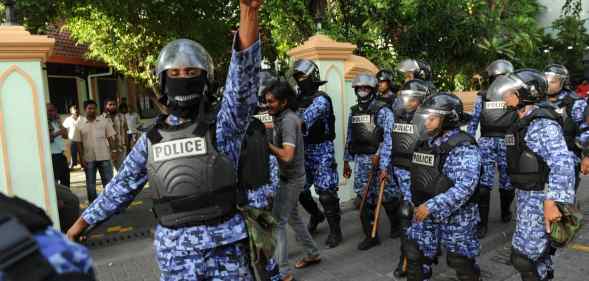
4;0;587;91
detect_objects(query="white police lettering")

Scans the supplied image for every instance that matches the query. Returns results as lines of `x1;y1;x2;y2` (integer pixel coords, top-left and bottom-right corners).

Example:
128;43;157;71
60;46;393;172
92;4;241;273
485;101;506;109
352;115;371;124
505;134;515;146
412;152;435;167
254;113;273;124
393;123;414;134
153;137;207;162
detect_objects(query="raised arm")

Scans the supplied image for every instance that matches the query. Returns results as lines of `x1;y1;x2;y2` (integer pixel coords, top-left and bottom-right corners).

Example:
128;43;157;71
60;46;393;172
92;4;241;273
466;96;482;137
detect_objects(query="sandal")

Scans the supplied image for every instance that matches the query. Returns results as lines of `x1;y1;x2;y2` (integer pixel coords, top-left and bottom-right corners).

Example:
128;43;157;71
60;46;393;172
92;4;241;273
294;255;322;269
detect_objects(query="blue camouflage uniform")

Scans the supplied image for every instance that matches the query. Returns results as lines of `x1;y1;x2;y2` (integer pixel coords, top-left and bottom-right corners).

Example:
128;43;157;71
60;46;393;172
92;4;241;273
406;129;481;280
391;98;415;203
542;90;588;159
0;227;94;281
467;96;512;190
511;107;576;280
80;38;261;281
301;95;339;192
344;100;400;204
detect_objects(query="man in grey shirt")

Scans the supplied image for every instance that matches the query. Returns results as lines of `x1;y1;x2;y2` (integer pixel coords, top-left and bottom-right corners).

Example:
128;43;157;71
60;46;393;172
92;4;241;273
266;81;320;281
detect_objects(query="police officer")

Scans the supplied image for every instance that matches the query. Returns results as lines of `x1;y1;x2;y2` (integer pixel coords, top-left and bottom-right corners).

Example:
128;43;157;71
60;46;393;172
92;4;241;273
542;64;587;192
390;79;432;278
343;73;400;250
398;59;433;83
466;59;516;238
292;59;342;248
489;69;575;281
376;69;397;106
0;193;95;281
404;93;482;281
66;2;263;280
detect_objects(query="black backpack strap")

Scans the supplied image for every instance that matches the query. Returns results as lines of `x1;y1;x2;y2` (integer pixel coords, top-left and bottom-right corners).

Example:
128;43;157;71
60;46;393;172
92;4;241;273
0;215;57;281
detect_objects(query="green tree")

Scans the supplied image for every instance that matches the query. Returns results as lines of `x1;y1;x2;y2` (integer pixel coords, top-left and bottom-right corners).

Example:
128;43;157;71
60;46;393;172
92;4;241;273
540;16;589;82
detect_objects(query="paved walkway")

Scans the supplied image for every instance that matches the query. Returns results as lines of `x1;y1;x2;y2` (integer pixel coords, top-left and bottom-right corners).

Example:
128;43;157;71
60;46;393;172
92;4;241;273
69;168;589;281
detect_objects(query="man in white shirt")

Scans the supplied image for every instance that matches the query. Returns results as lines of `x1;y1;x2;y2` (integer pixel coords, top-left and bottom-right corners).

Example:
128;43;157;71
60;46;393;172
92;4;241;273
73;100;116;203
119;103;142;149
47;103;69;187
62;105;86;169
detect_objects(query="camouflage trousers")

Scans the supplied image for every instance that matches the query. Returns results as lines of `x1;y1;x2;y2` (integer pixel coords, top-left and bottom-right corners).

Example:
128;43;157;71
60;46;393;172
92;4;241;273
156;240;252;281
406;203;480;280
512;190;555;280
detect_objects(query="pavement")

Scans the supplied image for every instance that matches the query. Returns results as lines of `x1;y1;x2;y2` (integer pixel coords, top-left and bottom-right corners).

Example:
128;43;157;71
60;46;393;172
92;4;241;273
68;168;589;281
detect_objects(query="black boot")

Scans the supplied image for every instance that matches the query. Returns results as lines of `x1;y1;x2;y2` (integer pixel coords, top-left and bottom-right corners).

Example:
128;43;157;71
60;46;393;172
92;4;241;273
319;191;343;248
477;187;490;239
299;190;325;234
383;198;402;239
394;253;407;278
499;189;515;223
358;202;380;250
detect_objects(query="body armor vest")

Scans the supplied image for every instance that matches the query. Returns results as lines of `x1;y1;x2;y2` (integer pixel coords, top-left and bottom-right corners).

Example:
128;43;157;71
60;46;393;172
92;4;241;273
238;117;271;190
299;92;336;144
391;111;418;170
253;111;274;140
0;195;95;281
548;92;581;156
349;100;388;155
147;119;237;228
479;91;516;137
410;132;477;207
376;92;395;107
505;108;559;191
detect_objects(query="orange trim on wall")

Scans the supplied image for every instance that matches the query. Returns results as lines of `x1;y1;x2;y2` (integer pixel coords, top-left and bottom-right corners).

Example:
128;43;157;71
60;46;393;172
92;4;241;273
0;64;52;211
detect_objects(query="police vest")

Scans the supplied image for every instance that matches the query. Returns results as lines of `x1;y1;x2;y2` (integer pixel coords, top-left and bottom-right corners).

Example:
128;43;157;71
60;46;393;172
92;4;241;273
299;92;336;144
479;91;517;137
349;100;388;155
147;119;238;228
547;91;581;156
238;117;271;191
253;111;274;140
376;93;395;107
410;132;477;207
391;111;418;170
0;194;95;281
505;108;560;191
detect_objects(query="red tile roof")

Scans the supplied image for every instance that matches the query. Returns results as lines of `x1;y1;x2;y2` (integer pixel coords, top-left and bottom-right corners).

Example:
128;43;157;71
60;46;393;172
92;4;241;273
45;26;106;67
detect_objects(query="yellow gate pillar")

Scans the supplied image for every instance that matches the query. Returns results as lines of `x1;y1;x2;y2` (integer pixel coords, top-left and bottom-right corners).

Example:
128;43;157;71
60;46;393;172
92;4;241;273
288;34;379;201
0;25;59;226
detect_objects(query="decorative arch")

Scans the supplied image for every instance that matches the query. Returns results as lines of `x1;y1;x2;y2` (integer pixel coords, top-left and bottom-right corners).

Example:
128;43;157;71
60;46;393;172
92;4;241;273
0;64;51;211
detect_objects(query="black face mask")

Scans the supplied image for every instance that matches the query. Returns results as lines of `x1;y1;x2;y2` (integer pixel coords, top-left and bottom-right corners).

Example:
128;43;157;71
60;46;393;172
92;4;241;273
297;79;317;96
165;76;207;118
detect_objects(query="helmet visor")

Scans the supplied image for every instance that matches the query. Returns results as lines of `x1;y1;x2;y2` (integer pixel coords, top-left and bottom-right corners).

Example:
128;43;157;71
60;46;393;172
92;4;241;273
398;59;419;73
156;39;213;80
412;107;448;140
352;74;378;88
487;75;525;102
397;90;427;111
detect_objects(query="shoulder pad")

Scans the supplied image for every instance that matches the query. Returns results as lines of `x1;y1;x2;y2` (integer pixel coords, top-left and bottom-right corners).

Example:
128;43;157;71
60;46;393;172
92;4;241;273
369;100;389;114
0;194;52;233
439;131;477;154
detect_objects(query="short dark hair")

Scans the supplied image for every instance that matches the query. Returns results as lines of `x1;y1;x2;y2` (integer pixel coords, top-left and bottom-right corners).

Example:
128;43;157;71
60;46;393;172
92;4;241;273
69;104;78;111
105;98;116;104
266;81;298;111
84;100;97;109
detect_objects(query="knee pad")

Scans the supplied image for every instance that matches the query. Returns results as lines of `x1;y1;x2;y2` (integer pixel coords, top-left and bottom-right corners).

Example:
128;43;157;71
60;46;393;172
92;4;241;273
447;252;479;281
511;249;541;281
318;190;340;216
